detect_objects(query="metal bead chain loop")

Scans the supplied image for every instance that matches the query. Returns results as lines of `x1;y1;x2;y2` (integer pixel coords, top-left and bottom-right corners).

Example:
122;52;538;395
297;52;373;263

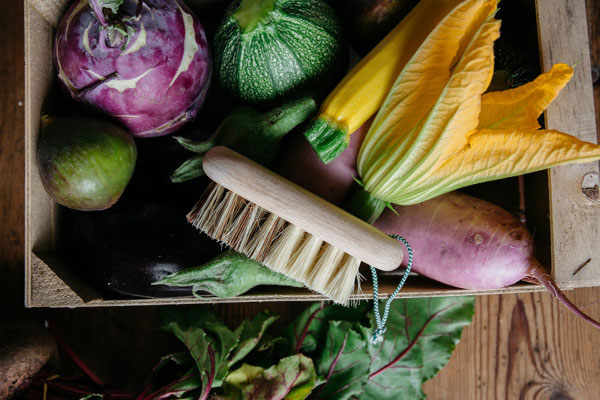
370;235;413;344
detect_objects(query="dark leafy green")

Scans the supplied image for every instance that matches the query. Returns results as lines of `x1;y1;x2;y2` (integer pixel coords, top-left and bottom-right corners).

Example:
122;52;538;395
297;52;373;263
161;370;202;399
138;352;200;398
239;355;317;400
361;296;475;400
309;321;370;400
246;335;289;369
229;311;280;366
162;308;239;398
360;317;424;399
30;298;473;400
284;302;368;355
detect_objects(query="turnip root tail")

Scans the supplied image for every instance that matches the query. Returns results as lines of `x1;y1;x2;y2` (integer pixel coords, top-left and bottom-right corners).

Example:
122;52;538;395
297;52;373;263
527;260;600;330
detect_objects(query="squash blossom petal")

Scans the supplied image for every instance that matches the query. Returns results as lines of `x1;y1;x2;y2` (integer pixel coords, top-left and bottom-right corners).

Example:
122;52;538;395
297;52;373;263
478;63;574;130
356;0;600;206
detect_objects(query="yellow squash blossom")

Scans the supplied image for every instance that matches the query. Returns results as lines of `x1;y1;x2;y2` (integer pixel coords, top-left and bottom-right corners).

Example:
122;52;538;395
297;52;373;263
356;0;600;205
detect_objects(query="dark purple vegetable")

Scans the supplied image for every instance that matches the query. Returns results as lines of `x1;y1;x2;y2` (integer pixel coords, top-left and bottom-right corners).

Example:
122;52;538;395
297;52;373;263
37;115;136;211
54;0;211;137
373;191;600;330
67;203;222;298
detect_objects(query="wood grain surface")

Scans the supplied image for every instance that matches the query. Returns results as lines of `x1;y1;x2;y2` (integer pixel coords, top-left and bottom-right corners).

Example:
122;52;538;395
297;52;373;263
1;1;600;399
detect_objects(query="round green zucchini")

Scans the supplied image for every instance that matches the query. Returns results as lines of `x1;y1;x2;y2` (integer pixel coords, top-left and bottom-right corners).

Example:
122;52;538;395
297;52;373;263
214;0;348;105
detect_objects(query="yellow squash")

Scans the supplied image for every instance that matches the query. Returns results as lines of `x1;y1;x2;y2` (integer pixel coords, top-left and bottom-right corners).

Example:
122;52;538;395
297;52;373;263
356;1;600;206
303;0;480;163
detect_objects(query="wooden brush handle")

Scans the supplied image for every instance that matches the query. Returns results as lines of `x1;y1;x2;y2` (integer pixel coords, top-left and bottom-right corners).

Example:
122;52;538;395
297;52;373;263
203;146;404;271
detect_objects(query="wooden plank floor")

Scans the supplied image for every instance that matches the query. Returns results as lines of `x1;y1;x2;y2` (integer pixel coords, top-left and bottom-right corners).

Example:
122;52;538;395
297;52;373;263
2;1;600;399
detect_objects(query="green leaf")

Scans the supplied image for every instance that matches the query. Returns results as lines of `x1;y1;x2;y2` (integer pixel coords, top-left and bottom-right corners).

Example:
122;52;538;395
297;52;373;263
309;321;370;400
162;309;239;396
168;370;203;398
360;316;423;399
80;395;103;400
229;311;279;366
240;354;317;400
152;352;195;372
243;335;289;369
154;250;303;298
224;363;265;397
171;154;206;182
400;297;475;381
256;335;287;354
361;297;475;400
284;303;368;356
141;353;201;398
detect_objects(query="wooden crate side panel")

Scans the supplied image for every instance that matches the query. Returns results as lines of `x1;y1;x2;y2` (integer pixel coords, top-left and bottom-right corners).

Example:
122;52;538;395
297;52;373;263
24;2;60;307
31;253;89;306
26;265;547;308
30;0;69;28
536;0;600;287
30;247;548;307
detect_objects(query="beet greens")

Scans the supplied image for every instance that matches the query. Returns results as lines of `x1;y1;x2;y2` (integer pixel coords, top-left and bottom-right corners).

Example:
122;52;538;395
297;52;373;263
20;299;473;399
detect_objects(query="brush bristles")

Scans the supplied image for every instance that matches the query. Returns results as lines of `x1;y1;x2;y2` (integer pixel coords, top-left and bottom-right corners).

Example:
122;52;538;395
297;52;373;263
187;184;361;304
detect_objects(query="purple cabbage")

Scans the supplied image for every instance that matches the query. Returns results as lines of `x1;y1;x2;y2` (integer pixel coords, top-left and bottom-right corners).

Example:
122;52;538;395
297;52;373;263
54;0;212;137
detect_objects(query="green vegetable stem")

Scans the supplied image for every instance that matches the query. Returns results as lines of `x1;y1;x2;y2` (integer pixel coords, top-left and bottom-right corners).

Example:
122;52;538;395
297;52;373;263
343;184;387;224
171;96;317;182
154;250;303;298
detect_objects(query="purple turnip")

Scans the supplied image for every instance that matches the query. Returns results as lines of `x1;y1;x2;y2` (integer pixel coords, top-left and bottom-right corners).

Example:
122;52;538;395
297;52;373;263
54;0;211;137
373;191;600;329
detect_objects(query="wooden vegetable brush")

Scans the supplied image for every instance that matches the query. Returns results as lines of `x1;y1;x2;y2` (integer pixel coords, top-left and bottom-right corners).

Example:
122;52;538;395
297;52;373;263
187;146;405;304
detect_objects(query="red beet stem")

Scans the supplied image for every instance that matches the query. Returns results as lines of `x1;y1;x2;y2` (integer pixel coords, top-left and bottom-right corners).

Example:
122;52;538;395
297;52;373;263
47;317;107;387
527;260;600;330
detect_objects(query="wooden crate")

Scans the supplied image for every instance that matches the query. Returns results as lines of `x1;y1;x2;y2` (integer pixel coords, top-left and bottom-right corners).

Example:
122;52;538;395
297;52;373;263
24;0;600;307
